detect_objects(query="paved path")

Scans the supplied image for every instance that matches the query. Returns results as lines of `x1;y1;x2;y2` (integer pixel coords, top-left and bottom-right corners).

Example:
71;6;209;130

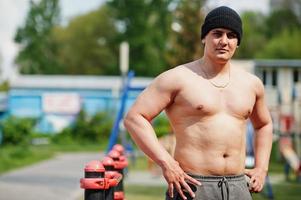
0;152;286;200
0;152;101;200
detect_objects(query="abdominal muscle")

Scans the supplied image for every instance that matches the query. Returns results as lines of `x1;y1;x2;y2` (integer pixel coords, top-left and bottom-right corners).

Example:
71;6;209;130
170;114;247;176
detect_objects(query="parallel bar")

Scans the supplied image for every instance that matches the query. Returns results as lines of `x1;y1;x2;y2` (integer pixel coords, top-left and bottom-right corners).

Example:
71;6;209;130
107;71;135;152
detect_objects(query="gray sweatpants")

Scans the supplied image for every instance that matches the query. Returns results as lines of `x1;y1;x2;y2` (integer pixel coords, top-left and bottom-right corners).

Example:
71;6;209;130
166;174;252;200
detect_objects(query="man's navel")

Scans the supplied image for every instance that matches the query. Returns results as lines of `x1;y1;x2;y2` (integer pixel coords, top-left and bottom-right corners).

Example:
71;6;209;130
223;153;229;158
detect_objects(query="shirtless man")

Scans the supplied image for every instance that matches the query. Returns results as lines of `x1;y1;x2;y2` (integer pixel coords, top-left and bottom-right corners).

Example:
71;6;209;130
124;6;273;200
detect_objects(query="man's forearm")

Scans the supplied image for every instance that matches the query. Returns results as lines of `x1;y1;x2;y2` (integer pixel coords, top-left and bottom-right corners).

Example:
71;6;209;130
254;123;273;172
124;113;174;167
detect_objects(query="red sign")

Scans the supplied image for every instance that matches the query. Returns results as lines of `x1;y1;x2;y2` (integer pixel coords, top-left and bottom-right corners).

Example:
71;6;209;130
42;93;81;114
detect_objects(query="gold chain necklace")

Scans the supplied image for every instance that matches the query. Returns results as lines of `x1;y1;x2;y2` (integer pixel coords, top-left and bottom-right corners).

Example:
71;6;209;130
199;60;231;89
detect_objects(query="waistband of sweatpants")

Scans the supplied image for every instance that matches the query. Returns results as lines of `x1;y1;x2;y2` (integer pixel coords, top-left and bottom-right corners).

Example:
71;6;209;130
187;173;245;182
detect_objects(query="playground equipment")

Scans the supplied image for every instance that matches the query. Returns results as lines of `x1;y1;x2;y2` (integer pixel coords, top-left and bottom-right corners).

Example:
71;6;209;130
80;144;128;200
107;71;146;153
279;115;301;181
80;160;122;200
102;157;118;199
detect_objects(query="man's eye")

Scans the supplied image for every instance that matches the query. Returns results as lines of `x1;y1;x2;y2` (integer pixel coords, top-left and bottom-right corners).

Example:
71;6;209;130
227;33;237;39
213;32;222;37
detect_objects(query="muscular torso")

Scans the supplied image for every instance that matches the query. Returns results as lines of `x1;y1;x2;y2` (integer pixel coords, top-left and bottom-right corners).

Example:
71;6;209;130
165;62;257;175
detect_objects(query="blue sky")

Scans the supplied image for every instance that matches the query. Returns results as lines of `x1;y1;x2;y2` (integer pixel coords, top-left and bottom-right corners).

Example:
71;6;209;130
0;0;269;80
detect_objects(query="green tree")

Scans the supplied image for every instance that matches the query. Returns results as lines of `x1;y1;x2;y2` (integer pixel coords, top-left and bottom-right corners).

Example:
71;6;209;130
14;0;62;74
235;11;268;59
107;0;174;76
52;5;119;75
256;28;301;59
245;7;301;59
265;9;301;38
270;0;301;21
53;110;113;144
165;0;205;67
0;117;35;146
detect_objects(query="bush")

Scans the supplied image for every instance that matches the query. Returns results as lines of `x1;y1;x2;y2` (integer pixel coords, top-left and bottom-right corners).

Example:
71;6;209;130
0;116;36;146
51;127;76;145
53;110;113;144
0;81;9;91
153;115;171;138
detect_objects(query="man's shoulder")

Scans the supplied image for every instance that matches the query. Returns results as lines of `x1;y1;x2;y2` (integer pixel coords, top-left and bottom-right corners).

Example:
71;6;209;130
233;67;264;95
244;71;263;87
151;62;196;91
234;67;262;84
157;62;194;80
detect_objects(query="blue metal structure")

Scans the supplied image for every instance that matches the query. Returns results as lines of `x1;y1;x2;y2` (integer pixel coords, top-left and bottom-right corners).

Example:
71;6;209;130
106;71;146;152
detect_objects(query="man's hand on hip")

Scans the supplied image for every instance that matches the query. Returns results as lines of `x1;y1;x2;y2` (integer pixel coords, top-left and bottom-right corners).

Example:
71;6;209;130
162;159;201;200
245;167;267;193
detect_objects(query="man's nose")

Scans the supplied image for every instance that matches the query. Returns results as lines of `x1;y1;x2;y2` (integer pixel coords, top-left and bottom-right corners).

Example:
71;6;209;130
219;33;228;45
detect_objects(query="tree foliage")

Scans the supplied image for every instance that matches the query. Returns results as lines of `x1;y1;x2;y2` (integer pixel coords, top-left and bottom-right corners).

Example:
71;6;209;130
107;0;174;76
235;12;267;59
165;0;205;67
14;1;301;76
255;28;301;59
0;117;35;146
255;8;301;59
52;5;119;75
236;8;301;59
53;110;113;144
265;9;301;38
14;0;62;74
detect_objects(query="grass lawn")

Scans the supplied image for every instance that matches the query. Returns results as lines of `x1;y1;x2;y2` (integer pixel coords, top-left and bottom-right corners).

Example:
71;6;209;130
0;145;54;174
0;143;105;174
125;185;167;200
252;181;301;200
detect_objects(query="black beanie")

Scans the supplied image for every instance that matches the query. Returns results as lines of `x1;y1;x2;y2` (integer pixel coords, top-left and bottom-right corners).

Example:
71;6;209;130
201;6;243;45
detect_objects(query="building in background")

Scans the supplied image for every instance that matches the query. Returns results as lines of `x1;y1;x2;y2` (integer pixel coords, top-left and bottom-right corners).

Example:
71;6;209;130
2;59;301;134
7;75;151;133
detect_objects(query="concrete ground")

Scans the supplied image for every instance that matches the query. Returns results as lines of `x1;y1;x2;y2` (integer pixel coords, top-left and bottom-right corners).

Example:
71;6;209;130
0;152;285;200
0;152;102;200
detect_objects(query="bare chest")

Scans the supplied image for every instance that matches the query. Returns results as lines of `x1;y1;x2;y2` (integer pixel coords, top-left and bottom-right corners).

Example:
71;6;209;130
170;81;256;119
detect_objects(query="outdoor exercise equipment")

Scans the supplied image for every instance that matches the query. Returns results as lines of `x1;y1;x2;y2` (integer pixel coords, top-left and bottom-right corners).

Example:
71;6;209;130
279;115;301;181
108;149;128;200
107;71;145;153
102;157;117;199
80;145;126;200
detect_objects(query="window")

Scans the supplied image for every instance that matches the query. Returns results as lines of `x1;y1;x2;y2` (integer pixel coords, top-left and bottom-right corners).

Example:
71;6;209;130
272;70;277;86
293;69;299;83
262;70;267;85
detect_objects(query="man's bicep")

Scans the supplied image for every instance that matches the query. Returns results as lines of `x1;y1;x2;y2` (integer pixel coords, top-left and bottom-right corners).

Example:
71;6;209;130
129;81;175;121
249;82;271;129
250;99;270;129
